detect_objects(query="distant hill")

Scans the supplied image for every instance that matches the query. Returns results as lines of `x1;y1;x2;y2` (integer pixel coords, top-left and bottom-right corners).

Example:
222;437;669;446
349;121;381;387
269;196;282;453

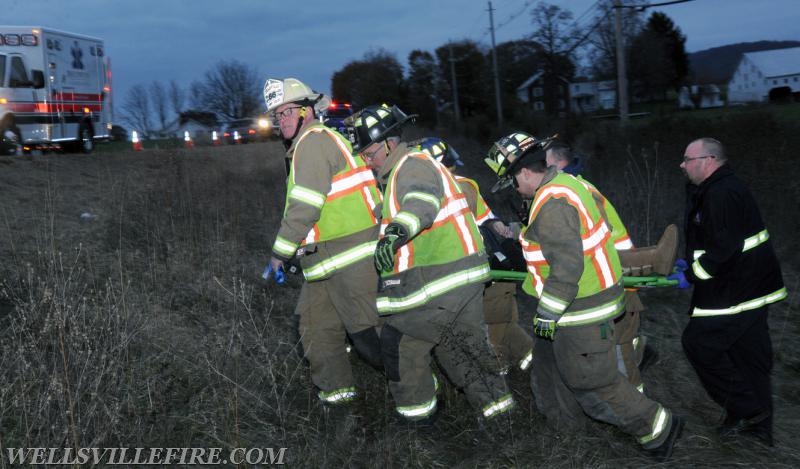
689;40;800;84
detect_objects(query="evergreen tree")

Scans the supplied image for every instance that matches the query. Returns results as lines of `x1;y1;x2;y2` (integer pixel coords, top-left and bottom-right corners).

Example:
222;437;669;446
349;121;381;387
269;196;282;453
628;11;689;100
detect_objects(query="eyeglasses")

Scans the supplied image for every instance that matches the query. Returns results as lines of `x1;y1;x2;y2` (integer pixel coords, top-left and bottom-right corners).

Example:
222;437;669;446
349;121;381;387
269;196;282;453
275;106;302;121
682;155;714;164
360;142;387;161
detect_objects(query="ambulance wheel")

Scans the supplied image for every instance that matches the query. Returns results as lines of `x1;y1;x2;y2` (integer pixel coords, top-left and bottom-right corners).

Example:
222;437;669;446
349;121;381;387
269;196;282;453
1;125;22;155
78;123;94;153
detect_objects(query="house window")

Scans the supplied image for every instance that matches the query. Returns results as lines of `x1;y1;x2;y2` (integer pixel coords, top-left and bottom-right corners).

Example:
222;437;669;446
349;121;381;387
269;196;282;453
533;87;543;97
534;101;544;111
773;80;777;85
784;78;788;84
794;77;798;82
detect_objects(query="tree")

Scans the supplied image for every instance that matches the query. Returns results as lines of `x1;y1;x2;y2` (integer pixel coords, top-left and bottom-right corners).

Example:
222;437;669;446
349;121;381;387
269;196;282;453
331;49;405;109
149;81;168;133
405;50;439;125
526;2;580;114
628;11;689;100
120;84;152;136
495;40;543;95
190;60;262;121
168;80;185;116
585;0;647;80
434;40;489;119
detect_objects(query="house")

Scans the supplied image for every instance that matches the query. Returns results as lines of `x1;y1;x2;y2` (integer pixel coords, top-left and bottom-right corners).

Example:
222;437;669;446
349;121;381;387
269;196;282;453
678;85;724;109
693;84;724;108
569;80;617;114
727;47;800;103
516;71;570;114
163;111;220;140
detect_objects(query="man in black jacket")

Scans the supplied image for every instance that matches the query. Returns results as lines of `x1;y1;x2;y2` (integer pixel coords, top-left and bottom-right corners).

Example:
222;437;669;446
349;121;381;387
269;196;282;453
670;137;787;446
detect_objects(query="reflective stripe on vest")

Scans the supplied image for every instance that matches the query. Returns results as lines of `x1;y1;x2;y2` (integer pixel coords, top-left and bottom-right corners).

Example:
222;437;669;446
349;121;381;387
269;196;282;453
639;405;670;446
455;176;496;226
382;151;480;274
376;264;490;314
691;229;772;281
302;240;377;281
615;238;634;250
576;176;632;251
691;286;787;317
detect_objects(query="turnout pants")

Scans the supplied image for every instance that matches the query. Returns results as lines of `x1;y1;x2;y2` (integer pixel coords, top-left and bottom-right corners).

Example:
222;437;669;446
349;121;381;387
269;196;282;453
615;291;645;391
483;282;533;371
296;256;383;403
682;306;773;425
381;283;511;420
531;320;675;448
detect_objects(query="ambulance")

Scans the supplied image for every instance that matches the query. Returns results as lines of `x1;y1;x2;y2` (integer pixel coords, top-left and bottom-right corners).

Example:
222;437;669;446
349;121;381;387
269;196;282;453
0;26;112;154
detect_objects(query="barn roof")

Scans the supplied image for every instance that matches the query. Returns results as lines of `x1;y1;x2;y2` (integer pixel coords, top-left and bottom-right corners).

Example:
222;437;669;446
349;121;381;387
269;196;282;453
743;47;800;78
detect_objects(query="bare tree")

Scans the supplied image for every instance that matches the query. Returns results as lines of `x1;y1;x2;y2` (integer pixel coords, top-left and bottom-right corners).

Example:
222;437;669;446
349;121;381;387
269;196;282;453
120;84;152;136
526;2;580;114
168;80;185;117
149;81;168;133
586;0;646;80
191;60;261;121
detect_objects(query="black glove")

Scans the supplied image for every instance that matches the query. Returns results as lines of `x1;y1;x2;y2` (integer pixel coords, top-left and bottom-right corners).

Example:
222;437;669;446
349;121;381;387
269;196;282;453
533;309;559;341
374;224;409;272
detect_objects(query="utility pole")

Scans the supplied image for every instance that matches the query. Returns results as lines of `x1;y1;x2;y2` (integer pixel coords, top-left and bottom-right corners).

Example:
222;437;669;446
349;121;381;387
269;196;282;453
488;1;503;127
614;0;629;124
449;45;461;126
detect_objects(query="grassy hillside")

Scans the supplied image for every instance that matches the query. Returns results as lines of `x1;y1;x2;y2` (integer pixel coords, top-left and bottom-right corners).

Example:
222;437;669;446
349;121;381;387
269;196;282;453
0;105;798;466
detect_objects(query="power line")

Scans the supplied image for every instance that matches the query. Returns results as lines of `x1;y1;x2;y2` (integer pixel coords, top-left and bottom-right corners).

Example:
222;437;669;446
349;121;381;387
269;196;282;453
615;0;696;10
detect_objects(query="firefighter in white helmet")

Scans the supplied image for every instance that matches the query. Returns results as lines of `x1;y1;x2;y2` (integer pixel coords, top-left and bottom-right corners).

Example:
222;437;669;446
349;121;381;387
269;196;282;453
263;77;384;407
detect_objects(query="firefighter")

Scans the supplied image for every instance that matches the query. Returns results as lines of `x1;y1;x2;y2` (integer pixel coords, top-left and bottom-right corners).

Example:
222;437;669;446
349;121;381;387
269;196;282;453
544;139;678;390
352;104;513;425
262;77;383;407
416;137;533;374
670;137;786;446
485;132;683;460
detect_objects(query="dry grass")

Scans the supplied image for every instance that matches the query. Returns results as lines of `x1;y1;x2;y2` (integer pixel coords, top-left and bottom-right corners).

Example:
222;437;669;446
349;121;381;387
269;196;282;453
0;123;798;467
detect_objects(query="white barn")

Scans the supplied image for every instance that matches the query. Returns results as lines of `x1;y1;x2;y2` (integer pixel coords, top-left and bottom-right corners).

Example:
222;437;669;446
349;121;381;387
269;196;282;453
727;47;800;103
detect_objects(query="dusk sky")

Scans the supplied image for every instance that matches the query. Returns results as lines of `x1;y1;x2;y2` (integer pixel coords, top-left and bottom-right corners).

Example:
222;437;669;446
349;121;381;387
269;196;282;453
5;0;799;118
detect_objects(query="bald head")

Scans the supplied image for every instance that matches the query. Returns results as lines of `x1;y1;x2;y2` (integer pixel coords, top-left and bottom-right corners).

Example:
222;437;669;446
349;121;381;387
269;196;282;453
682;137;726;185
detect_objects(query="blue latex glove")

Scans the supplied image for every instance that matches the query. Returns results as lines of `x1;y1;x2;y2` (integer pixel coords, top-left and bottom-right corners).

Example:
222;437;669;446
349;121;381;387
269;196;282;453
666;270;690;289
262;263;286;285
374;223;408;272
673;258;688;273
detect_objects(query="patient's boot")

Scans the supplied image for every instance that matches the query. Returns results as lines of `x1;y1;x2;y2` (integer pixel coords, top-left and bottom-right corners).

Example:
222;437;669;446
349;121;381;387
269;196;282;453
618;224;679;276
